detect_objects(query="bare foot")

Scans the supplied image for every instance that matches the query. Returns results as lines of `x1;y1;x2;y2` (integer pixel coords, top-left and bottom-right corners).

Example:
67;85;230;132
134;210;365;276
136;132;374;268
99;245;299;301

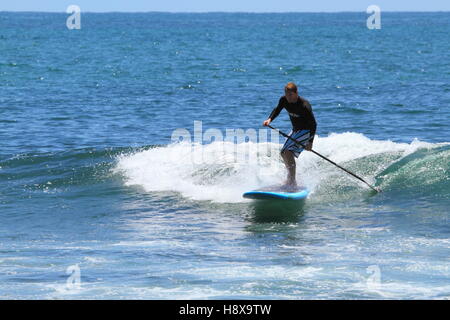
282;180;298;191
283;179;297;186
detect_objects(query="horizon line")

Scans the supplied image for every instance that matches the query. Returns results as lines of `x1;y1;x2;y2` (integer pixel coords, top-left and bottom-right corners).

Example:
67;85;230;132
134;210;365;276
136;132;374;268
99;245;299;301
1;10;450;14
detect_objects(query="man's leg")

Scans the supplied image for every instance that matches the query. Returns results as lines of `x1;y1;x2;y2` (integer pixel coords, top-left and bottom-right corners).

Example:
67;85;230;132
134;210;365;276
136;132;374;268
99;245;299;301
281;150;297;186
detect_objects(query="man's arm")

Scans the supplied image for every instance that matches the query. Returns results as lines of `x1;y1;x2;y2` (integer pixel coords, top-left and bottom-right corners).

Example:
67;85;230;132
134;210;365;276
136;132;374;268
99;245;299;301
263;97;284;126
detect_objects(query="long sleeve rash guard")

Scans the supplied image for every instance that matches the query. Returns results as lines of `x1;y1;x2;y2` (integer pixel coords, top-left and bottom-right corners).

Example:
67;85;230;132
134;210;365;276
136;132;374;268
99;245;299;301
268;95;317;143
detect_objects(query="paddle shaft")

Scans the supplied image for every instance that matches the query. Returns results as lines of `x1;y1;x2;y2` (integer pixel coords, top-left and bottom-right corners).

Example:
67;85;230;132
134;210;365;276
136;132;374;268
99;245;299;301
267;125;380;192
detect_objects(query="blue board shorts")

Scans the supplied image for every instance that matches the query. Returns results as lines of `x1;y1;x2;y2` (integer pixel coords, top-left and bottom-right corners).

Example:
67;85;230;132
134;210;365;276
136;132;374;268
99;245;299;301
280;129;311;158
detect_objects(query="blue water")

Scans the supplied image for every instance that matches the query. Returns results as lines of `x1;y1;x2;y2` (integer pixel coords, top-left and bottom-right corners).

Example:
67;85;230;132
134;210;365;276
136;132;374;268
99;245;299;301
0;12;449;299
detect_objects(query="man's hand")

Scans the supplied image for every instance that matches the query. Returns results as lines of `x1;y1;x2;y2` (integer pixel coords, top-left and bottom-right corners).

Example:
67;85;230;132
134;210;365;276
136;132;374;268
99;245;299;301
305;141;313;151
263;119;271;126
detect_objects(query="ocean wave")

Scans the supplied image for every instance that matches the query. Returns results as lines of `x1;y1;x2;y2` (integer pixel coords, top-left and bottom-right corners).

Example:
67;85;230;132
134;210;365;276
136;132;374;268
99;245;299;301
1;135;447;202
0;146;158;194
114;132;449;203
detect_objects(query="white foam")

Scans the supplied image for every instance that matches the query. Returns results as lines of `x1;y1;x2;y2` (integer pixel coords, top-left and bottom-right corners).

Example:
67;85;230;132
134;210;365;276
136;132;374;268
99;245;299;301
113;132;438;203
348;279;450;299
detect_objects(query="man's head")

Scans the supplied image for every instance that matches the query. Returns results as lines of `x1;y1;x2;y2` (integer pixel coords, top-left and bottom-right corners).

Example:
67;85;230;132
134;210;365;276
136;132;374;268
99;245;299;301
284;82;299;103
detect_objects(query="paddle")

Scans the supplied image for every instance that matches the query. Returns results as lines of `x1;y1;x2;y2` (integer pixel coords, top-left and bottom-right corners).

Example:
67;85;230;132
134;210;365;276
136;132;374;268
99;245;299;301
267;125;381;193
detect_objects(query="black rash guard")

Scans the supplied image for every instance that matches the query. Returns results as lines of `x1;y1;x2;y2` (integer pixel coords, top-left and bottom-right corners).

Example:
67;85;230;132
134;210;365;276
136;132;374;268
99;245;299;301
268;95;317;143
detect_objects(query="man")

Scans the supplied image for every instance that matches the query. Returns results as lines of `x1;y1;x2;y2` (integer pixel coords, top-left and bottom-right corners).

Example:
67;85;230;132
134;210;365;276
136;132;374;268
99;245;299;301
263;82;317;187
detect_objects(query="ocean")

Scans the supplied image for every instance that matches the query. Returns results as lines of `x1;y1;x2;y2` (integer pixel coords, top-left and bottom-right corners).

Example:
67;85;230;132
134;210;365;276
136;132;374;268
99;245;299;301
0;12;449;299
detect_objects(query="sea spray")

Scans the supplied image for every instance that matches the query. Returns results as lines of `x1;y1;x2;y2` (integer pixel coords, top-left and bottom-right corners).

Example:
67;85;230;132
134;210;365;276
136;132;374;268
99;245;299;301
114;132;442;203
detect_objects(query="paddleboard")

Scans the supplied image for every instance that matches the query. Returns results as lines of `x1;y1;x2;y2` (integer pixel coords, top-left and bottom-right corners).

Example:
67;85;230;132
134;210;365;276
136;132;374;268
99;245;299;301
243;185;309;200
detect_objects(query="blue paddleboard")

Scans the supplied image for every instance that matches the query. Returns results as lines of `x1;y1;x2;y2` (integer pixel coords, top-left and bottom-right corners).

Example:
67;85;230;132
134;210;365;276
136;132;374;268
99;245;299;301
243;185;309;200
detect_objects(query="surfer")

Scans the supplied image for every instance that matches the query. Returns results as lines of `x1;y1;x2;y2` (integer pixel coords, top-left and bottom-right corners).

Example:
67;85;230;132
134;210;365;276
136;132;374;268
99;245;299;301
263;82;317;187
